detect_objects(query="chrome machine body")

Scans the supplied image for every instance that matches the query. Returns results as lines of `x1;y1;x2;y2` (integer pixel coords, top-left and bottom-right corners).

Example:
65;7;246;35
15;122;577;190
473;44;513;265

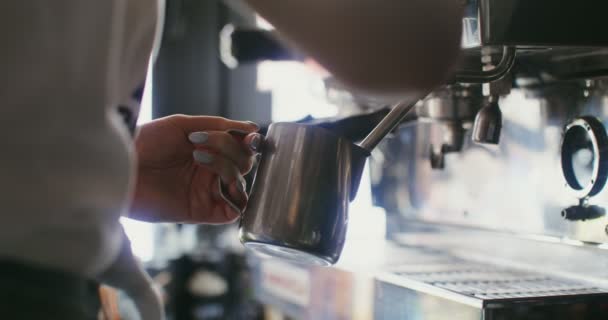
242;1;608;319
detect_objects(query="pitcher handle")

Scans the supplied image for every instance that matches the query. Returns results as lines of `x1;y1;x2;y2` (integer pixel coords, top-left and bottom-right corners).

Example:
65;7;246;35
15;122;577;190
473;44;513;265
218;177;244;216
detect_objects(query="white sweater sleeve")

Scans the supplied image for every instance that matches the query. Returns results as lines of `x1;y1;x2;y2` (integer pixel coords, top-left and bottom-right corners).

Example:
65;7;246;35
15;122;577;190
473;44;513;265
0;0;158;276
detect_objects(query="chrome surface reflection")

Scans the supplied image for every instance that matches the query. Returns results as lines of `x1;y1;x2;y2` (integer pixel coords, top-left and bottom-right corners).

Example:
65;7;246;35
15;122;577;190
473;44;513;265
239;123;369;265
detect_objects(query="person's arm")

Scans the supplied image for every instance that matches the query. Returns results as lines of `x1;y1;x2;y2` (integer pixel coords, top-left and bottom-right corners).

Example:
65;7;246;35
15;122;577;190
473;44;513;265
245;0;464;95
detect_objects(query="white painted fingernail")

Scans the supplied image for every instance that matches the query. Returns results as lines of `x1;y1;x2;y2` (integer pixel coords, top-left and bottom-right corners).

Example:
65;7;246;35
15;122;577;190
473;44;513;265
189;132;209;144
193;150;213;164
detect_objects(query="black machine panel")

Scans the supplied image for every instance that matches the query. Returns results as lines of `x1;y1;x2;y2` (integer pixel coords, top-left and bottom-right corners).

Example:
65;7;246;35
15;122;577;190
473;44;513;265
479;0;608;46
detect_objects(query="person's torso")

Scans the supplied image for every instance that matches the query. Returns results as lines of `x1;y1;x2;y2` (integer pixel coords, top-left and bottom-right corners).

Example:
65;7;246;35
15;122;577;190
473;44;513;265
0;0;163;276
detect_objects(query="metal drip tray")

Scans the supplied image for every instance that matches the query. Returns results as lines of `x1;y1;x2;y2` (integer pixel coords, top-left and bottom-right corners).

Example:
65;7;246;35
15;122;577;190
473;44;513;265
438;278;605;301
375;246;608;319
391;263;608;300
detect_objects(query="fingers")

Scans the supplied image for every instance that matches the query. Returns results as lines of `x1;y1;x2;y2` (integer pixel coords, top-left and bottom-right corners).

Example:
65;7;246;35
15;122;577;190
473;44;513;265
189;131;254;173
192;149;248;207
221;181;246;221
171;115;259;134
221;179;247;219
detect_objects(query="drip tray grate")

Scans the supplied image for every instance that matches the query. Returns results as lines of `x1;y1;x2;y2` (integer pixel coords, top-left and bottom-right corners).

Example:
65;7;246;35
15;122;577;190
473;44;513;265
435;277;605;300
382;248;608;306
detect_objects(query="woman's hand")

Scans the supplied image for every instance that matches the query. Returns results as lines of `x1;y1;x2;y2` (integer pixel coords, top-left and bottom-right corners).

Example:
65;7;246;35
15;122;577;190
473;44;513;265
129;115;261;224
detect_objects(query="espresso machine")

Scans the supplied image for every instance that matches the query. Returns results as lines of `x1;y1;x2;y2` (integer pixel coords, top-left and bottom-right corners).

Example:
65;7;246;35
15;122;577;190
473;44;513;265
212;1;608;319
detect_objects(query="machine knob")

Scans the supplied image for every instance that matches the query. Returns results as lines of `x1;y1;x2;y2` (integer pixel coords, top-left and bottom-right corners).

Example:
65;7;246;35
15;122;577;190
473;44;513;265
561;204;605;221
